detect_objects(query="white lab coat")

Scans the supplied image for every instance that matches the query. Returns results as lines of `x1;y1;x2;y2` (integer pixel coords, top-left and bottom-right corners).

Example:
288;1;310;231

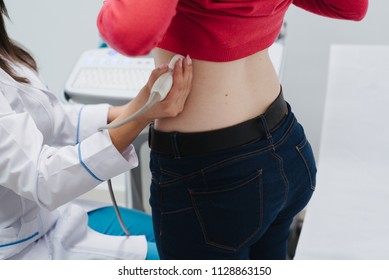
0;63;147;259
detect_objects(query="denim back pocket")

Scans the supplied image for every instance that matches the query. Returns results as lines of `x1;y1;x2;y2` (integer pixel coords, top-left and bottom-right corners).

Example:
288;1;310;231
295;137;317;191
189;169;263;251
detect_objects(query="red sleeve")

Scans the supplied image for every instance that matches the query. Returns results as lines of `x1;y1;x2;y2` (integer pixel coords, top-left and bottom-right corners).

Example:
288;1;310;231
97;0;179;56
293;0;368;21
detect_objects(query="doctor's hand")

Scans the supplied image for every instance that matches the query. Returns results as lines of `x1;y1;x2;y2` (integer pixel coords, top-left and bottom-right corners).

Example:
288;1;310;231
107;55;192;153
107;55;192;123
136;55;193;121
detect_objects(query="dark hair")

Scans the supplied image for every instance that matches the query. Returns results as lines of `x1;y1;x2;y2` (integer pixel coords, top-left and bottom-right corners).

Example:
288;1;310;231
0;1;37;83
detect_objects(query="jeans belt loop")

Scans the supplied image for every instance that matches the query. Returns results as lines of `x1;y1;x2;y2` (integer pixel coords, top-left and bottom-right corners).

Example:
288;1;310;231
170;133;181;159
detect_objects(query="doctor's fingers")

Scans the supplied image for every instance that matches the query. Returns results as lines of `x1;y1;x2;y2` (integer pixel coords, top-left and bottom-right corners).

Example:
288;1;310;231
159;58;192;117
175;55;193;93
165;56;193;107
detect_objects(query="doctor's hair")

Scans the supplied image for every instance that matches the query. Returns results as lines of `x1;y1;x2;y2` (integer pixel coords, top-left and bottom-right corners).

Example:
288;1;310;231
0;0;37;84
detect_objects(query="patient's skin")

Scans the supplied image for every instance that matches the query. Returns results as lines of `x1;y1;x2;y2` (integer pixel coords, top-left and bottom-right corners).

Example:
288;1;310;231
153;48;280;133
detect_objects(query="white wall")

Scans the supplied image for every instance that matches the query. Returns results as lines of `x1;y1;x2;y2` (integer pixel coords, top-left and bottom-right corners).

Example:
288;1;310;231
4;0;388;158
4;0;105;96
282;1;388;158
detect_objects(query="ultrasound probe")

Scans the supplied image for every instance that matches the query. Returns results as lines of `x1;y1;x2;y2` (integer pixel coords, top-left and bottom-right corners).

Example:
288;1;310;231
98;54;185;131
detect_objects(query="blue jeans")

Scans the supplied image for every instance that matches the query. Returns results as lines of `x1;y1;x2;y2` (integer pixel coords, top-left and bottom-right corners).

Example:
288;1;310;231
149;104;316;259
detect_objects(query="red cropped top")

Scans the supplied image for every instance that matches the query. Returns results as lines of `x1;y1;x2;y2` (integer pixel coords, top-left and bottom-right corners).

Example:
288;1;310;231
97;0;368;62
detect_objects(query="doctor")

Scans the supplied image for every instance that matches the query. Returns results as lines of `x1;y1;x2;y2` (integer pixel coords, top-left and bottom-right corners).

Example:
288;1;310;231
0;1;193;259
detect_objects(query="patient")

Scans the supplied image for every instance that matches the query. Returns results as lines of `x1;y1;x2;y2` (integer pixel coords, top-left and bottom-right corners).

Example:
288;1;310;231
0;0;192;260
98;0;368;259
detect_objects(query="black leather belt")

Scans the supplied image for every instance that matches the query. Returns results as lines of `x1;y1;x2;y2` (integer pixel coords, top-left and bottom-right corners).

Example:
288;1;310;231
149;90;288;157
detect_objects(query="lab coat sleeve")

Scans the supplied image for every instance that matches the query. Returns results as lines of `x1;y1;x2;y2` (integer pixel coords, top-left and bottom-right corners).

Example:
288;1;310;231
0;94;138;211
76;104;110;142
57;103;111;145
293;0;368;21
97;0;179;56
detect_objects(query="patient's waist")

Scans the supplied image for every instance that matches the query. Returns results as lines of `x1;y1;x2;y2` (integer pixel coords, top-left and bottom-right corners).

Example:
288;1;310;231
154;79;281;132
154;48;280;132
